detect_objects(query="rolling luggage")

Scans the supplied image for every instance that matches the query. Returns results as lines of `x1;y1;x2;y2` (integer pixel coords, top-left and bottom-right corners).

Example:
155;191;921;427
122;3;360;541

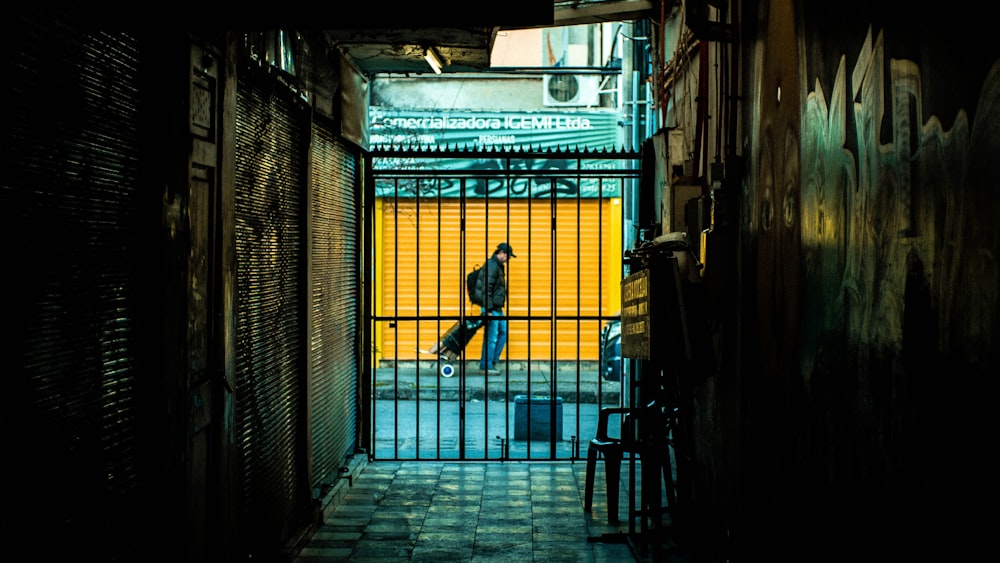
418;317;484;377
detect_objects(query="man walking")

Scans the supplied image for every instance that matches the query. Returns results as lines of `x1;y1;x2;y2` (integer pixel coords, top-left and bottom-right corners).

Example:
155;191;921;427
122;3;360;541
476;242;516;375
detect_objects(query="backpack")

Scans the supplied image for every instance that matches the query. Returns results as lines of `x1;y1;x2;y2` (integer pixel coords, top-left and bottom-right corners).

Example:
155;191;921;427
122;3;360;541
466;264;484;306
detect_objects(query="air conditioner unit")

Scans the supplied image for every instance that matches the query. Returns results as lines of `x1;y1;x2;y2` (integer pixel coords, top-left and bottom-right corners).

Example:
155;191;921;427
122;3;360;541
543;74;601;107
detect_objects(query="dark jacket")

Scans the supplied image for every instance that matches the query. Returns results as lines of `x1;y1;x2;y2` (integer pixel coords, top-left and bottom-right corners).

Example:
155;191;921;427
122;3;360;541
476;253;506;311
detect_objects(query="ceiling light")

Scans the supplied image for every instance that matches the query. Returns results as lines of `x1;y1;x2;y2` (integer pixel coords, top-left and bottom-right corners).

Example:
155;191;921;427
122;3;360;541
424;47;443;74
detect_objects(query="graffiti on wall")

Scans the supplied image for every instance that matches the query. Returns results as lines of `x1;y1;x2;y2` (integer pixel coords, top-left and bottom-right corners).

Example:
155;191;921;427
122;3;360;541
745;12;1000;390
373;156;628;199
798;25;1000;375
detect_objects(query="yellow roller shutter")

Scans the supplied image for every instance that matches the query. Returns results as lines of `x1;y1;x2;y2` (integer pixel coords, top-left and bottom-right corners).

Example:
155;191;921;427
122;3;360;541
377;197;621;363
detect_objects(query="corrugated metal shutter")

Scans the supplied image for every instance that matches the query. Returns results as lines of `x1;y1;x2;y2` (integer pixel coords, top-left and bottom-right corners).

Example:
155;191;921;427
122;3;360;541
234;67;308;554
309;123;360;487
3;14;146;559
378;198;617;362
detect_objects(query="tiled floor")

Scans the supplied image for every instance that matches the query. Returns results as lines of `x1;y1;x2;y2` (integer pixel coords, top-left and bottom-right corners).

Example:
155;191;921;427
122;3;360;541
293;460;690;562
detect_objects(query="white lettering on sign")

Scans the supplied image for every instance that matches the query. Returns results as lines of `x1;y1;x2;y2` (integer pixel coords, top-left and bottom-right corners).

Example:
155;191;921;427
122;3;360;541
504;115;594;130
377;113;594;132
478;134;517;145
370;134;436;145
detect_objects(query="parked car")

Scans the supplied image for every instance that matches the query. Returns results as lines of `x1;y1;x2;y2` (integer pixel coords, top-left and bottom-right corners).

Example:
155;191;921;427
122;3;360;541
599;317;622;382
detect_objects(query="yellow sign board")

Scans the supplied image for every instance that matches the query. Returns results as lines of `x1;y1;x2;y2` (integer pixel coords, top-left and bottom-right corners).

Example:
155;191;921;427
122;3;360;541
620;269;651;359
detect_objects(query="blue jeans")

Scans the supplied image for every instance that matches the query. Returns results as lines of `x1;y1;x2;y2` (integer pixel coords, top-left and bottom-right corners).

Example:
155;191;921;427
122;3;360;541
478;309;507;370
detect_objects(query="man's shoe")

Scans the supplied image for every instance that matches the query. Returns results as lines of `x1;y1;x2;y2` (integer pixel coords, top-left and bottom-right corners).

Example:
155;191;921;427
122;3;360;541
486;369;501;376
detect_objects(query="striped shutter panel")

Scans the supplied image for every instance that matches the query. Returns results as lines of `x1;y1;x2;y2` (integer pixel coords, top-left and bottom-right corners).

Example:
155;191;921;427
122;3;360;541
4;16;146;559
234;68;308;555
308;123;360;487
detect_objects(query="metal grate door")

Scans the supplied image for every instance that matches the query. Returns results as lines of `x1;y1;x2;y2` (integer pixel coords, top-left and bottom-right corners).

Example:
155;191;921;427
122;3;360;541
367;147;639;461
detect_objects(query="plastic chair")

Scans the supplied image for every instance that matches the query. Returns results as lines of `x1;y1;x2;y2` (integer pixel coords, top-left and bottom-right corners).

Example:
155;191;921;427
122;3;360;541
583;407;634;522
584;401;675;524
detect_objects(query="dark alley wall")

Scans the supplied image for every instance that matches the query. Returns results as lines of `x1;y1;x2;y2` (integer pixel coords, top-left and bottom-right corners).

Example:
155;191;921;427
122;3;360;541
687;2;998;559
4;4;998;561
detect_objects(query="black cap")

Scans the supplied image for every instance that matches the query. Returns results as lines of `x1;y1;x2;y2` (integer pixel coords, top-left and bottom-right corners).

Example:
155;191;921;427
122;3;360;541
496;242;516;257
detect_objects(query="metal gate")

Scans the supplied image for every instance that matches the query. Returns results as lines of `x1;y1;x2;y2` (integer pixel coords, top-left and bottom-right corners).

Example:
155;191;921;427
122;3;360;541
367;147;639;461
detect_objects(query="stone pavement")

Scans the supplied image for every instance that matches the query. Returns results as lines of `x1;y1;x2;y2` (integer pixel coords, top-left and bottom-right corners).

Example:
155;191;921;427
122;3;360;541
373;361;625;461
374;360;623;404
